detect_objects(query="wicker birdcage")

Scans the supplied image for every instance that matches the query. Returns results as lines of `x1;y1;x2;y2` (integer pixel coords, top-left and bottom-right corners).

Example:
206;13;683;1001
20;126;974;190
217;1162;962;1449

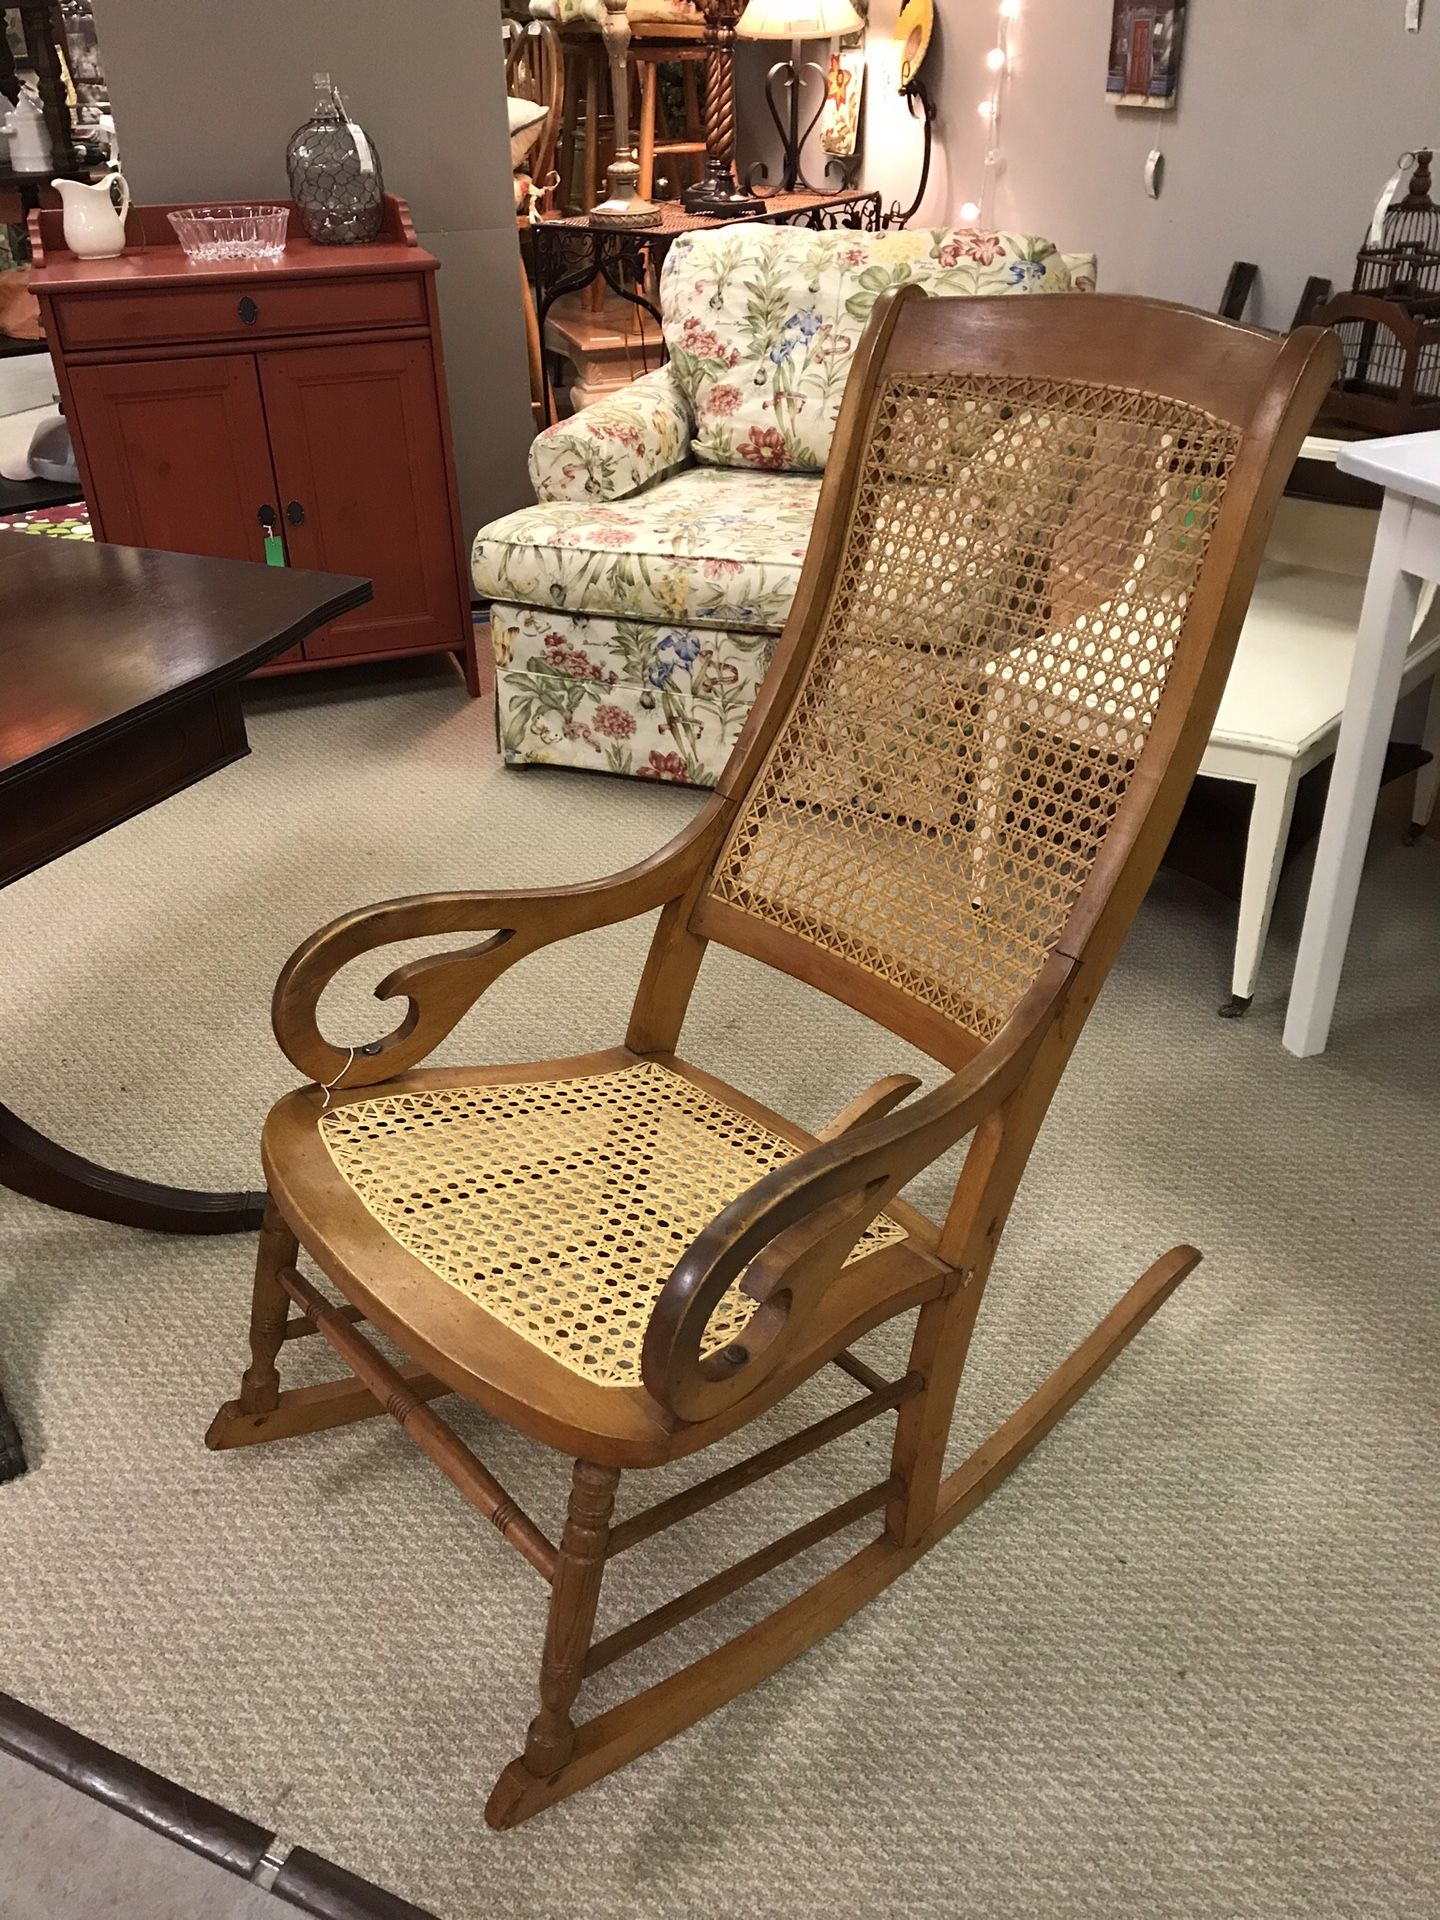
1315;148;1440;433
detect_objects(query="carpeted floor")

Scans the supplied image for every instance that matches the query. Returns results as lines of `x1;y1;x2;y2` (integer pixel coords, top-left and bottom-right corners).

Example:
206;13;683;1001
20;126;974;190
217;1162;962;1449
2;657;1437;1920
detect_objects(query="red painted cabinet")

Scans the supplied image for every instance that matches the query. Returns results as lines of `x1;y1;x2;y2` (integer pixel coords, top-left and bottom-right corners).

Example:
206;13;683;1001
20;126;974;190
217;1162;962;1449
258;339;463;660
29;196;478;691
64;354;276;562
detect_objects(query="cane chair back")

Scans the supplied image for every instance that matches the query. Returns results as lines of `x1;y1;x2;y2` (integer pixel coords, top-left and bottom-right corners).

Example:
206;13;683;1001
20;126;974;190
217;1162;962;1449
697;294;1322;1067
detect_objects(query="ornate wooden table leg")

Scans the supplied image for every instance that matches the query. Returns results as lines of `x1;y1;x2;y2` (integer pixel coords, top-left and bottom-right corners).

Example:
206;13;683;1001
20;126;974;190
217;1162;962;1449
0;1100;265;1235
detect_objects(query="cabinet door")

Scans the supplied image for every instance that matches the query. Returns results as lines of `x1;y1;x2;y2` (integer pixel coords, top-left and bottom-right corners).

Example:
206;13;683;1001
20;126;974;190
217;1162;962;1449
66;354;279;567
258;340;465;660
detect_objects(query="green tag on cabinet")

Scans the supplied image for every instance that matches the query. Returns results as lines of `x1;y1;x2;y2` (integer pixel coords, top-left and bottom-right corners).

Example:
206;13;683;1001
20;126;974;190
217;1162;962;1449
263;532;285;566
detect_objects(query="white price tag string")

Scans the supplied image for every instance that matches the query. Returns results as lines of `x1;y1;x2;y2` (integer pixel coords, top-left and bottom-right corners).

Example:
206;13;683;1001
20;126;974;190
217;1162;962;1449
332;85;376;178
346;119;376;178
1368;159;1408;246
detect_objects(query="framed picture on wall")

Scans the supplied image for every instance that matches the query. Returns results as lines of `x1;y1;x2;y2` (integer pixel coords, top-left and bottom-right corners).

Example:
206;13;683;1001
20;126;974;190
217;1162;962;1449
1107;0;1187;109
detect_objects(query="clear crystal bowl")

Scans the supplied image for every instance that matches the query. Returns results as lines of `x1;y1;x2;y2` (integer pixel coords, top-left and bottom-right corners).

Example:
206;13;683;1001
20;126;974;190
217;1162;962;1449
167;204;289;262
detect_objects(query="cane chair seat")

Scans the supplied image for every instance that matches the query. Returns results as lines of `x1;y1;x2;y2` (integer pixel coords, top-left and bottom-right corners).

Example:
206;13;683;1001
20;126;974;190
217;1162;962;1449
261;1049;939;1456
311;1055;909;1386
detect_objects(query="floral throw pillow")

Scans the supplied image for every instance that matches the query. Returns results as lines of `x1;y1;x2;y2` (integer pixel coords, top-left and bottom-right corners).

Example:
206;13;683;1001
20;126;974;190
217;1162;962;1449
660;225;1072;473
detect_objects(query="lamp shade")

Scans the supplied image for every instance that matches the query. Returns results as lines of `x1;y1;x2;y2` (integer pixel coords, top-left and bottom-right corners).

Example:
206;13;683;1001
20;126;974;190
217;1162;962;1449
737;0;864;39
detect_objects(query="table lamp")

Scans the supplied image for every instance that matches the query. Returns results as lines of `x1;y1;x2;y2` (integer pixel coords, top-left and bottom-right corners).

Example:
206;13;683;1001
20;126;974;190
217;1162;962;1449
590;0;661;227
737;0;864;195
683;0;764;214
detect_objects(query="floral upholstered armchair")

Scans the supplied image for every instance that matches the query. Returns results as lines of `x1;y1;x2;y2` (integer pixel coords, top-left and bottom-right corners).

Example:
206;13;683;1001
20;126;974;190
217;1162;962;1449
472;223;1095;783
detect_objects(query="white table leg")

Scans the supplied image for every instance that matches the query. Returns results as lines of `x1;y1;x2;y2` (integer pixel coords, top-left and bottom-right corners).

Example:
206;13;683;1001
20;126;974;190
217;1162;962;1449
1283;493;1423;1056
1229;757;1301;1009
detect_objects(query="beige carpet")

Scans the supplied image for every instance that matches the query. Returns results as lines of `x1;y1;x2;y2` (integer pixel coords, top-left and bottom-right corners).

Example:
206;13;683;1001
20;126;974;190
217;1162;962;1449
2;657;1437;1920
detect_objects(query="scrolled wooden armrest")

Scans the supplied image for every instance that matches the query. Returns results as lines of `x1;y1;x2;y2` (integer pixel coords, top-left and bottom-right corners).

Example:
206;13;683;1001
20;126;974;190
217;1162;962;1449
642;957;1077;1424
271;796;731;1089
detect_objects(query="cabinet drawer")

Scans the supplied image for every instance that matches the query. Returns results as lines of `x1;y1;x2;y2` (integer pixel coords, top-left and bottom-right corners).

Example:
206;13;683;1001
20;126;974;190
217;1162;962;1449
54;273;427;351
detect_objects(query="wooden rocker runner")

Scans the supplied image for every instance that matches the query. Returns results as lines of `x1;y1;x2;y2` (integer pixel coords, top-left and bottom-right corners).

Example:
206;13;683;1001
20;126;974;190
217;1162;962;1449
208;290;1338;1826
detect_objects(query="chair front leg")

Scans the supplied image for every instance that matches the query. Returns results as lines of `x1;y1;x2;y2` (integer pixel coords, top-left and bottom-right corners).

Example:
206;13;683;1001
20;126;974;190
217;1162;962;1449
524;1459;621;1777
238;1197;298;1415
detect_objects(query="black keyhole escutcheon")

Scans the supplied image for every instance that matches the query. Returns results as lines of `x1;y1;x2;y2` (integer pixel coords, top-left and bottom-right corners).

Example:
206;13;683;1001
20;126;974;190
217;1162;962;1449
238;296;259;326
257;504;277;533
285;500;306;527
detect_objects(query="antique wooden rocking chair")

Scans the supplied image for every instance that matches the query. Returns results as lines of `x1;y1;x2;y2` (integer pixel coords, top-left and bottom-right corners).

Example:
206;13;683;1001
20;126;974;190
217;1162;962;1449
208;290;1337;1827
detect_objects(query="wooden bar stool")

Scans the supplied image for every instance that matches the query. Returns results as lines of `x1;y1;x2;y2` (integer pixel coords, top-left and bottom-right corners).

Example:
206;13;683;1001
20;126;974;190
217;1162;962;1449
555;27;614;212
631;37;709;199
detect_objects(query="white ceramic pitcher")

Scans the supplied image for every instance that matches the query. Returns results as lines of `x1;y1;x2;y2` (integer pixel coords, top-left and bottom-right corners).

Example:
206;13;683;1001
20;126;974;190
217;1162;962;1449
52;174;131;260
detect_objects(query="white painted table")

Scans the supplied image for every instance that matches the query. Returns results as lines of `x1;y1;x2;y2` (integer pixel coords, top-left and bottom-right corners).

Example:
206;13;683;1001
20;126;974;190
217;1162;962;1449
1284;432;1440;1056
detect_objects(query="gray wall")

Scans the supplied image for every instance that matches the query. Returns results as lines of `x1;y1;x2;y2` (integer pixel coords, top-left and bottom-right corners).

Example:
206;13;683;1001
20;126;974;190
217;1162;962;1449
860;0;1440;328
91;0;534;537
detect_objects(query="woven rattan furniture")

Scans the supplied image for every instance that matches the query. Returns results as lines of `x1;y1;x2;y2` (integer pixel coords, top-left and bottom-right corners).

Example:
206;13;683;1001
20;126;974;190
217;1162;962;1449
207;290;1338;1826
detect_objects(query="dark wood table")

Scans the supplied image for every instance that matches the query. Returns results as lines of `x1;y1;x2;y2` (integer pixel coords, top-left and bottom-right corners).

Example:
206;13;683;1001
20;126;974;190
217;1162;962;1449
0;533;371;1480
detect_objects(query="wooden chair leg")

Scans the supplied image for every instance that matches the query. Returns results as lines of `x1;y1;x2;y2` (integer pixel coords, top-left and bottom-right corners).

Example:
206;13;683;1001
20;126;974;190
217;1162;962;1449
558;46;580;212
207;1195;452;1452
583;41;601;211
581;41;608;314
885;1280;988;1548
238;1197;296;1415
523;1459;620;1777
519;250;547;430
637;61;657;199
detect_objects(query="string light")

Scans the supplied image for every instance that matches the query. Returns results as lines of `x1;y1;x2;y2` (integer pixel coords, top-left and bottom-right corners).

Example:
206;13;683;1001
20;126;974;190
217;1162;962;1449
967;0;1017;228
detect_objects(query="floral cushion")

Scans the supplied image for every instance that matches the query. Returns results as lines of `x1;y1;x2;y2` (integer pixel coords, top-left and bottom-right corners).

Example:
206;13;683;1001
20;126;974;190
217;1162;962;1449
660;224;1072;473
528;0;699;22
473;465;820;631
528;366;692;503
625;0;702;19
527;0;614;25
493;605;772;784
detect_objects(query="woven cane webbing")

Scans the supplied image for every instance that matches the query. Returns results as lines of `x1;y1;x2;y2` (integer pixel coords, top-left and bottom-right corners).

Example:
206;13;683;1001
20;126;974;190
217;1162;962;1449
709;372;1243;1043
318;1060;907;1387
